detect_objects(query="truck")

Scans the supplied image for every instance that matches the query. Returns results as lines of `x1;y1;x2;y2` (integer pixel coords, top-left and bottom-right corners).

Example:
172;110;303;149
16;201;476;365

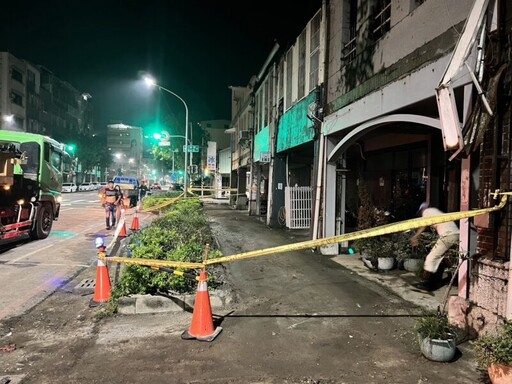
0;131;66;243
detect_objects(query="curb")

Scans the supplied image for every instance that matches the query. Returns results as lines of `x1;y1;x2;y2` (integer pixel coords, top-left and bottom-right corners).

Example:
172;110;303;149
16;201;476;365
117;289;234;315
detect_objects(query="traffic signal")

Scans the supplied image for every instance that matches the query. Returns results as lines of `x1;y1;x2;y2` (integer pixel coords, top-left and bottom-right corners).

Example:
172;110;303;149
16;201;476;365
67;144;75;152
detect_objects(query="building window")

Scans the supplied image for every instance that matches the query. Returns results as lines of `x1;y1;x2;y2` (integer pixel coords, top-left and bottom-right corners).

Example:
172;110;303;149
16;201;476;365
298;30;306;99
285;50;293;109
309;11;321;89
264;79;269;127
11;67;23;84
371;0;391;40
10;91;23;106
342;0;358;64
268;70;274;124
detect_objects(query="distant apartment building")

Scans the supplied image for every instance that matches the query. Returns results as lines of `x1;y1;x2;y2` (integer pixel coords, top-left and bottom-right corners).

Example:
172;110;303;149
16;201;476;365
0;51;94;182
0;52;93;141
106;123;143;178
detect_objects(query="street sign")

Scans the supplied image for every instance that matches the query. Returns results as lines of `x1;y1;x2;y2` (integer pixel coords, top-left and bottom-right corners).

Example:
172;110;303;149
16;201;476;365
182;145;200;152
158;141;171;146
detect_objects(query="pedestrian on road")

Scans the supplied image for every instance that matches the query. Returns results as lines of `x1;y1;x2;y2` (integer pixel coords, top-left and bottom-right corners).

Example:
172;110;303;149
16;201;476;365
114;185;124;224
411;202;460;291
139;180;149;201
103;180;122;229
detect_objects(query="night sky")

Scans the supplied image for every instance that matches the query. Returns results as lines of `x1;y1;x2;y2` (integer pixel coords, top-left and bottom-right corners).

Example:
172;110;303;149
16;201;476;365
1;1;322;133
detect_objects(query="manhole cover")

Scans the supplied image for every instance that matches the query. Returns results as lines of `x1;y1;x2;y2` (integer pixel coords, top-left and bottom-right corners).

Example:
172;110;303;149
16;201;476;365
75;279;96;289
50;231;76;238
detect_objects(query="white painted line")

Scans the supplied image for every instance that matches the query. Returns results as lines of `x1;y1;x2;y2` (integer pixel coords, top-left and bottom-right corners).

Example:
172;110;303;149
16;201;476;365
7;262;90;267
7;221;104;264
9;244;54;263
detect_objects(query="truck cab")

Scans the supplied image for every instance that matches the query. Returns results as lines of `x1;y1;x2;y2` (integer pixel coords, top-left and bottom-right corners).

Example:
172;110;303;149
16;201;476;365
0;131;66;242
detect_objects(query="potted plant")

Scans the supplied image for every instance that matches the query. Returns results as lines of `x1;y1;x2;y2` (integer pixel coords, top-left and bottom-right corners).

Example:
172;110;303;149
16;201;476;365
472;322;512;384
376;236;396;271
394;231;434;272
352;182;396;270
415;309;457;362
352;236;381;270
352;236;395;271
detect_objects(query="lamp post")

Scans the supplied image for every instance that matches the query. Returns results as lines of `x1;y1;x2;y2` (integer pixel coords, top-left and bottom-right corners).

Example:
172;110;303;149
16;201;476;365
144;75;189;197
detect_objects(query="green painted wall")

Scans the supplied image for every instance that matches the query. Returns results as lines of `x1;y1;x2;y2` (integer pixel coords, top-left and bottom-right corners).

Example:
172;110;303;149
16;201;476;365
254;126;270;162
277;92;315;153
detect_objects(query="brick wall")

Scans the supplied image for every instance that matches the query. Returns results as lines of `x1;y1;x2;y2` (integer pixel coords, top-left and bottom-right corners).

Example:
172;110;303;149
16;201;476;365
470;31;512;323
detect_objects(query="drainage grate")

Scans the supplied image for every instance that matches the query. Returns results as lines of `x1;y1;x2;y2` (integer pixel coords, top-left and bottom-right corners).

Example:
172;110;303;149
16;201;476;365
75;279;96;289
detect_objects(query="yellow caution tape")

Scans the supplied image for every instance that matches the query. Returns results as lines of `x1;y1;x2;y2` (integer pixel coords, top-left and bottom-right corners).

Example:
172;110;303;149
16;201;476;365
98;192;510;270
204;193;509;266
139;194;183;213
98;254;203;270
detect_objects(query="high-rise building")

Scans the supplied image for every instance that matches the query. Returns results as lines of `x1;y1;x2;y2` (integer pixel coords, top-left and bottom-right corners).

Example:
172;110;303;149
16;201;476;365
106;123;143;178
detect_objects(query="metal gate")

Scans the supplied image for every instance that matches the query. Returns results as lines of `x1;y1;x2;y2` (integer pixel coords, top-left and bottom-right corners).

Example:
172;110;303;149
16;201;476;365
285;186;312;229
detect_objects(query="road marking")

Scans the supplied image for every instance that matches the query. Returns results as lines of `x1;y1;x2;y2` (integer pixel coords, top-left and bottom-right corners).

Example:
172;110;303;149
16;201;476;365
9;244;55;263
7;262;90;267
7;222;103;263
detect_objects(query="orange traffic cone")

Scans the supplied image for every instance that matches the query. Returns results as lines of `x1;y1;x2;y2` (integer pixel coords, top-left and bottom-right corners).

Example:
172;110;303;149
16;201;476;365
89;256;111;307
118;218;127;238
181;271;222;342
130;210;140;231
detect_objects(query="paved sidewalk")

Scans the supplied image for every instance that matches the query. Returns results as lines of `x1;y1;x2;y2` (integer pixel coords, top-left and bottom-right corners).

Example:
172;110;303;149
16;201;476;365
207;199;458;313
329;253;457;312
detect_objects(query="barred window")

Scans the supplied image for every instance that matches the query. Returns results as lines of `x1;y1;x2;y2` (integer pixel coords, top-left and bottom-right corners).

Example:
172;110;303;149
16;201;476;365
371;0;391;40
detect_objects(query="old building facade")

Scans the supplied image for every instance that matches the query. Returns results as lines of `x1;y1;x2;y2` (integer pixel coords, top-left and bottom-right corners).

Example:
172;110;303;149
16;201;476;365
230;0;512;330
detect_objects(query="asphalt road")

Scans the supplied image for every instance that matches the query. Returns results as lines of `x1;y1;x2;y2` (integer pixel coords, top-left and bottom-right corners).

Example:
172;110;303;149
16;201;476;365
0;202;485;384
0;190;107;321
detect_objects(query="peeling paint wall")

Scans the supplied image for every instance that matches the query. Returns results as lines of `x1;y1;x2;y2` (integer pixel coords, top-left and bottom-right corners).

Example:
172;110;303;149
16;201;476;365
254;126;270;162
277;92;316;153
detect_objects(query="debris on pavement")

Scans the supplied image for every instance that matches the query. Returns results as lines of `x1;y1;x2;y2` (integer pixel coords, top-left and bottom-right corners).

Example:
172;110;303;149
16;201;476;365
0;344;16;352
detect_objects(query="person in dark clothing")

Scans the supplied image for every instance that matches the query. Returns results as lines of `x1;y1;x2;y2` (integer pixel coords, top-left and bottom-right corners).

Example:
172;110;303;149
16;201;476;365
103;180;122;229
139;180;149;202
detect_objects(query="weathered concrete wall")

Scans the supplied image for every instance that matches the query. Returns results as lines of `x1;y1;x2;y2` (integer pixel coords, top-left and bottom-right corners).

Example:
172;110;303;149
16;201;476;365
326;0;473;116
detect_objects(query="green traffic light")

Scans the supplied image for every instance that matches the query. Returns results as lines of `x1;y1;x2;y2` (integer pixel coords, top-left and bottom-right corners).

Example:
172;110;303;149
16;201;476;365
153;133;162;140
67;144;76;151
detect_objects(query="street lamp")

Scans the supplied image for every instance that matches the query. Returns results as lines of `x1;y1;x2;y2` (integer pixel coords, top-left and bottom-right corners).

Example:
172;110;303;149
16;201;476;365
144;75;189;197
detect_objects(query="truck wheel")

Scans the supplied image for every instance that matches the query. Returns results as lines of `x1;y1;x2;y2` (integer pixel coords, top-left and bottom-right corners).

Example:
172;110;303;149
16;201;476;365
29;203;54;240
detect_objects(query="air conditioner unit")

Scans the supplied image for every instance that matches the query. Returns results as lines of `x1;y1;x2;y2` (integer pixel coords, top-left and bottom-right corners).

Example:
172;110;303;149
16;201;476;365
239;130;249;141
